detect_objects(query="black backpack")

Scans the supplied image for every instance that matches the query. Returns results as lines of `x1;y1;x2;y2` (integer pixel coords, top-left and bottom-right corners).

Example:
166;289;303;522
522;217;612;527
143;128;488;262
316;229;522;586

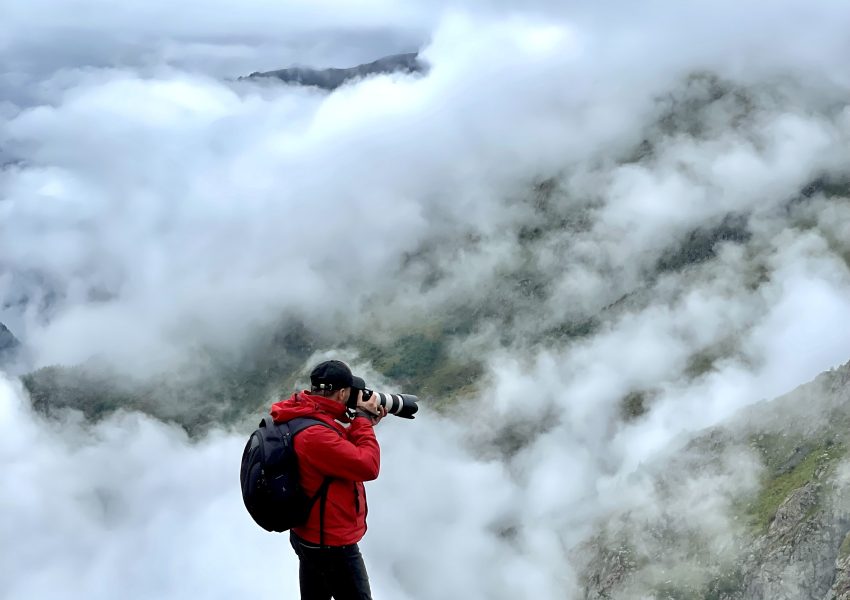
240;415;335;533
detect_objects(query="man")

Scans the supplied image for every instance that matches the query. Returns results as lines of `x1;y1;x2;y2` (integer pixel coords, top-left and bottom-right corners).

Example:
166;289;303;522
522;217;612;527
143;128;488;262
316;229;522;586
270;359;387;600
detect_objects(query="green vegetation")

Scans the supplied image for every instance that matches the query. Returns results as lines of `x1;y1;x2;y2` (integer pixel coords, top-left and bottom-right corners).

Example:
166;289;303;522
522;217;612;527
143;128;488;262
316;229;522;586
366;332;442;382
23;366;143;420
21;320;322;434
20;315;487;431
361;326;483;406
745;439;845;533
749;432;808;474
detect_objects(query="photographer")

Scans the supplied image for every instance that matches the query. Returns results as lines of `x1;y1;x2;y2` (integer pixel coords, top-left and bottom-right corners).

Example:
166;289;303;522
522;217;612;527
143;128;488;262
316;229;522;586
270;360;387;600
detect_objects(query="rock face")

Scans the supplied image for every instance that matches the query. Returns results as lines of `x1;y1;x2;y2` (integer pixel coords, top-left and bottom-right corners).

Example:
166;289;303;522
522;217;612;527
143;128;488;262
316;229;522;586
741;482;845;600
825;535;850;600
244;52;423;89
579;362;850;599
580;479;850;600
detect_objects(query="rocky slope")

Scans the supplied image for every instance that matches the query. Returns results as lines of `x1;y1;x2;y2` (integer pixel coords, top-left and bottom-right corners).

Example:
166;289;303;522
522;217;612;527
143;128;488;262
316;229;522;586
580;362;850;599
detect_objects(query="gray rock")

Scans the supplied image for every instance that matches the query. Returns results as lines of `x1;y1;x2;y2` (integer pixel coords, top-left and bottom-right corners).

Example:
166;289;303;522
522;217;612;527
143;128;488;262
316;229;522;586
824;533;850;600
742;483;842;600
579;544;639;600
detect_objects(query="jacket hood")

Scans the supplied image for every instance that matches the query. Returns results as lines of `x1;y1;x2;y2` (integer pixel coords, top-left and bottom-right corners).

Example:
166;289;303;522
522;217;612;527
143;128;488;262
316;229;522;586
270;391;351;424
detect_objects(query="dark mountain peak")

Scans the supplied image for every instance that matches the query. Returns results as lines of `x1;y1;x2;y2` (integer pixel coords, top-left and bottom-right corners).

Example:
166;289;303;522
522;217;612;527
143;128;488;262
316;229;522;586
0;322;18;348
244;52;424;90
0;322;20;364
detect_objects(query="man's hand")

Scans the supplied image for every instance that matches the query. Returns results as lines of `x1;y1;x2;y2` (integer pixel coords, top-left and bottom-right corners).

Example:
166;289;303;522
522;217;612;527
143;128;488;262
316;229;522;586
356;393;387;425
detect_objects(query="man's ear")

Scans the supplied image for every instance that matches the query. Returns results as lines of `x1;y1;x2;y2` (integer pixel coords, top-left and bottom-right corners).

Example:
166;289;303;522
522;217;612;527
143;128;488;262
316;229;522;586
339;387;350;403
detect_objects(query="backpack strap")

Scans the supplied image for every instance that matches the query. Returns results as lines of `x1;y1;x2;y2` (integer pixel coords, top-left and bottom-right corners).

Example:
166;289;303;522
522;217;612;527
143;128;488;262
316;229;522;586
286;417;340;548
286;416;337;436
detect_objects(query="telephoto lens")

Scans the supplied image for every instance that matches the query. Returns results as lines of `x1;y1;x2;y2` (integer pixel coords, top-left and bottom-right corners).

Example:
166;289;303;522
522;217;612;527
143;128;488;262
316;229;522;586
349;376;419;420
364;390;419;419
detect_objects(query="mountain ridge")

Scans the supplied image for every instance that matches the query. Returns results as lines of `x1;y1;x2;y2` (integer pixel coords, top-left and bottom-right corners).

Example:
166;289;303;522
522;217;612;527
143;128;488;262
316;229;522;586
242;52;424;90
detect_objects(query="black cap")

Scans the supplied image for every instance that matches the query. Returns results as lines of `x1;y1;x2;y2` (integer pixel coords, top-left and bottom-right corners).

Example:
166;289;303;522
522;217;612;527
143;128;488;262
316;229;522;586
310;360;354;391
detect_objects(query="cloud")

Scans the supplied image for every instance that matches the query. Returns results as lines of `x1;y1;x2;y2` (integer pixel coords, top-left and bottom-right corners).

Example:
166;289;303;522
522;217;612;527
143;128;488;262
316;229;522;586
0;375;299;599
5;4;850;375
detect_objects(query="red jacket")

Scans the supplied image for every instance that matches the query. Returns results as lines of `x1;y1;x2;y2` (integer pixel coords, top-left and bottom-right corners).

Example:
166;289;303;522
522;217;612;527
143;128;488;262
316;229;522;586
270;391;380;546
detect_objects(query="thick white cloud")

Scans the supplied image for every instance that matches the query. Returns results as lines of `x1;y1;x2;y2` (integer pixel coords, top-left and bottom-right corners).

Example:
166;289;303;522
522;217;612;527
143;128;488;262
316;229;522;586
4;5;850;373
0;376;298;599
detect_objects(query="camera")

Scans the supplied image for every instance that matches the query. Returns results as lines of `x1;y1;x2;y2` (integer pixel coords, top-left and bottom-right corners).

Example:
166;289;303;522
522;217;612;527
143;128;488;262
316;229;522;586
349;376;418;419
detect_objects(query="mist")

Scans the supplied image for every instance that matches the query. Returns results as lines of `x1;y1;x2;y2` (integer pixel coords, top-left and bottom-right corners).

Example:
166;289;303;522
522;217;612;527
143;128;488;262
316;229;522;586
3;1;850;598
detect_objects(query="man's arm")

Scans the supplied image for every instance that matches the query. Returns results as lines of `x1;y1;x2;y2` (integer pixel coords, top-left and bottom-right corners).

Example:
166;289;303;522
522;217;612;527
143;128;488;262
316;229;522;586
298;419;380;481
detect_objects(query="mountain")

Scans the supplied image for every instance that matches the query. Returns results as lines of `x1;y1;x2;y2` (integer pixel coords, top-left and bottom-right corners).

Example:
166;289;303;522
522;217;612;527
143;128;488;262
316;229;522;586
243;52;424;90
0;322;20;365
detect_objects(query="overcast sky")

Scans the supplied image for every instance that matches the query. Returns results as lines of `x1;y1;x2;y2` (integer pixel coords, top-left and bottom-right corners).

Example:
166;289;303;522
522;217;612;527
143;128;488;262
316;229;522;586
3;1;850;598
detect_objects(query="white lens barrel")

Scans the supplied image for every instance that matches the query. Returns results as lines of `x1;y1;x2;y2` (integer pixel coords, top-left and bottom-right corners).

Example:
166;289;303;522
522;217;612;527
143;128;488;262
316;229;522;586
376;392;401;414
374;392;419;418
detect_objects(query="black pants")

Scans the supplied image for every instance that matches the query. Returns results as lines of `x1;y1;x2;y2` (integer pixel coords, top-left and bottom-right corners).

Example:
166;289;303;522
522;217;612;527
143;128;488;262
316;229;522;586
290;532;373;600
